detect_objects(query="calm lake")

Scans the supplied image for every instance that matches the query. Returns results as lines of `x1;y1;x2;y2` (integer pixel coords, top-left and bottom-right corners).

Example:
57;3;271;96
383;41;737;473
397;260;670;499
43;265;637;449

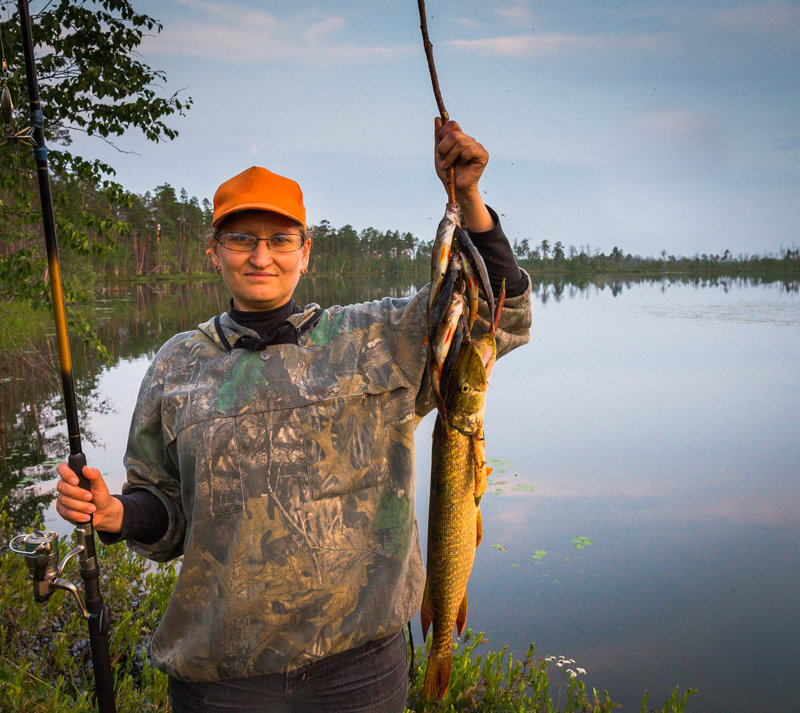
5;275;799;712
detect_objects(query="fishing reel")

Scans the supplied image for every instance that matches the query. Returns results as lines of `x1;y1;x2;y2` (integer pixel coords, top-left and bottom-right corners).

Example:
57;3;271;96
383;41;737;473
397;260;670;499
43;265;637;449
9;529;90;619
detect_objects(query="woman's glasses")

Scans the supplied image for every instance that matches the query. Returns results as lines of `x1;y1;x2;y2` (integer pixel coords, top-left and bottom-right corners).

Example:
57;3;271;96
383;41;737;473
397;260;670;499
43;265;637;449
215;232;305;253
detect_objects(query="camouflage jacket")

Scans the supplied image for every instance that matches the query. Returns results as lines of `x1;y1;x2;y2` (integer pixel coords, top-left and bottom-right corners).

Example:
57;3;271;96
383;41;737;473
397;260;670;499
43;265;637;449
122;273;532;681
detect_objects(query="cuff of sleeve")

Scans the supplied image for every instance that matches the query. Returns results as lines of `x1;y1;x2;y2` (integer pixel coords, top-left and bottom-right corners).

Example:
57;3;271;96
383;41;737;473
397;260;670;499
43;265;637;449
99;490;169;546
467;206;527;298
97;511;125;546
466;205;504;243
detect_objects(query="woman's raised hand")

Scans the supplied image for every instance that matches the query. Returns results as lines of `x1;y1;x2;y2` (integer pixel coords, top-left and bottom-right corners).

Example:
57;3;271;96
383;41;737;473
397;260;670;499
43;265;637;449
55;462;123;534
434;118;494;233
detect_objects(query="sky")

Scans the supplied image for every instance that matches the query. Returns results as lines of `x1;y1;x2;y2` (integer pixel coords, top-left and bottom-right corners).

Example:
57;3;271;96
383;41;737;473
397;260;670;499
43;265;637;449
63;0;799;258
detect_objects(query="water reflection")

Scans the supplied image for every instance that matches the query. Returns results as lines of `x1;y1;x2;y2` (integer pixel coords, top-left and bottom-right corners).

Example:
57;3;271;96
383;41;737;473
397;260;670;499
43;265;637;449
2;275;799;713
530;273;799;305
0;274;425;528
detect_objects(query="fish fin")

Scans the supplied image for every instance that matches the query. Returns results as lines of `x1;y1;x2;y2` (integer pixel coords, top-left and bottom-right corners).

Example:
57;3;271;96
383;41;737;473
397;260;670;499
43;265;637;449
491;278;506;335
416;367;432;413
435;410;451;439
476;507;483;547
455;226;495;319
430;364;448;421
420;578;432;638
473;434;488;499
423;652;453;702
456;592;468;636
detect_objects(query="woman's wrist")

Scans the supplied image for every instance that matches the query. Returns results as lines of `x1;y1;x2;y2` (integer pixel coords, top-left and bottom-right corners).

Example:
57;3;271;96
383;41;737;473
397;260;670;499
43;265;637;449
95;496;124;534
458;189;495;233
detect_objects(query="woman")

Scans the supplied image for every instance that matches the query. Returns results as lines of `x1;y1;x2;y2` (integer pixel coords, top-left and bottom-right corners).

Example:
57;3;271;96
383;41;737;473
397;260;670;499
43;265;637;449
56;119;532;713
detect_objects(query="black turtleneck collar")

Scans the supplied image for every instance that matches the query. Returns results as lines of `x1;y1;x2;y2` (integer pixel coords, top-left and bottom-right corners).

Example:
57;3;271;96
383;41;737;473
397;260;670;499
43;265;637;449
228;298;302;348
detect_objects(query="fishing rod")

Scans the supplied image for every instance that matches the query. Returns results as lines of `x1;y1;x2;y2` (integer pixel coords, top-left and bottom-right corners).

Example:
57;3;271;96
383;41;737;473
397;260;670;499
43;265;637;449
5;2;117;711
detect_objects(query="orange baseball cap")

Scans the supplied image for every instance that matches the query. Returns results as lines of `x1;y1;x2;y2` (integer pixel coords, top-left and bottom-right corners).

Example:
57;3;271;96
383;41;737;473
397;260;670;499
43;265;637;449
212;166;306;228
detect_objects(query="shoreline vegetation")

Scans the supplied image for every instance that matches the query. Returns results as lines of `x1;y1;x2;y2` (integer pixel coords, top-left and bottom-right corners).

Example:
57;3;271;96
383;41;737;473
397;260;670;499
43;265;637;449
3;174;799;292
80;178;800;284
0;507;696;713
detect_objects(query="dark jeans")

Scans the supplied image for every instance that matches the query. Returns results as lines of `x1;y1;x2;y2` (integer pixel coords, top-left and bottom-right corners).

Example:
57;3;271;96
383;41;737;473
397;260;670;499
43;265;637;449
168;630;409;713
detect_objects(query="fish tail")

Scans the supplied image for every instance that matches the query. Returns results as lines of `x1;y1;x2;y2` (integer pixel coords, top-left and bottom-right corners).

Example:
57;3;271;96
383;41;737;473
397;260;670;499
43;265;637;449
423;651;453;702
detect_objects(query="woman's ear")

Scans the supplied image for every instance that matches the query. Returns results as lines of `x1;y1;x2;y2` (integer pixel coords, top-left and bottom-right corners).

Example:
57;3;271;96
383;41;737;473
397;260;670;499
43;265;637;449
207;238;220;270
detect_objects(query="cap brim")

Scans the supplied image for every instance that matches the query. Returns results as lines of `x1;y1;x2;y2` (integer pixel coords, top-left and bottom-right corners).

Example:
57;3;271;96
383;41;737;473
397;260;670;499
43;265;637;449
212;202;305;228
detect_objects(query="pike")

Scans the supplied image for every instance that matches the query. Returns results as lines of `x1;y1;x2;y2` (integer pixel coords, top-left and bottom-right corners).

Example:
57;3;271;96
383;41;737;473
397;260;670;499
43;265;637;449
426;291;465;415
459;253;479;331
455;227;495;321
428;203;458;312
439;313;468;400
427;253;462;345
420;339;495;702
420;285;505;702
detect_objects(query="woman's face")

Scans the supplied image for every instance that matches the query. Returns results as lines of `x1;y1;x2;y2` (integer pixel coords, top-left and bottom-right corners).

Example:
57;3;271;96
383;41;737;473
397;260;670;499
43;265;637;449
210;210;310;312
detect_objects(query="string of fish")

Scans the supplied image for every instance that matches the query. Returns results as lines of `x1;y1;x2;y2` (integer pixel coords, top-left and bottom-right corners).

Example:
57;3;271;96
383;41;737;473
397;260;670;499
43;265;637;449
418;197;506;702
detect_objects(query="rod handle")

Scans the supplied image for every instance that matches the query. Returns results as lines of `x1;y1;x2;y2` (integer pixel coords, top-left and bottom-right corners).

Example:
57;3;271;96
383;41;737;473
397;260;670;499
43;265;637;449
68;452;89;492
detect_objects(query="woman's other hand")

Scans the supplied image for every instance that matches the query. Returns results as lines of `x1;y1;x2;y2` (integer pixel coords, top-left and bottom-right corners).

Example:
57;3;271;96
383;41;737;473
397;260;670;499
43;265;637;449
55;462;123;533
434;118;494;232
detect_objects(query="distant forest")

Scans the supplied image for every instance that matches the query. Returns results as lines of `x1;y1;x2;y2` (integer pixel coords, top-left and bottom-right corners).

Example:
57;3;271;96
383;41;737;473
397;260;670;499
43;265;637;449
74;177;800;282
3;171;799;289
511;237;800;281
23;176;432;279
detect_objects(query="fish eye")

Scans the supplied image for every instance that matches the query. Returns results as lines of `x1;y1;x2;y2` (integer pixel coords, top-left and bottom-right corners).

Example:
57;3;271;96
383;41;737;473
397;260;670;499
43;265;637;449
460;384;470;393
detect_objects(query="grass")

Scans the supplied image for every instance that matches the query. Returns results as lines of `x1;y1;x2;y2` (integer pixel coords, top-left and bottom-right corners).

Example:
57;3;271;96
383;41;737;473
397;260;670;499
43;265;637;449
0;507;694;713
406;633;694;713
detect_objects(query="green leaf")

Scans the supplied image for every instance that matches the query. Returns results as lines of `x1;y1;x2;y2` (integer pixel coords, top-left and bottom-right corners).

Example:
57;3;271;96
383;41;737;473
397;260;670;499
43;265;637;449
571;536;594;550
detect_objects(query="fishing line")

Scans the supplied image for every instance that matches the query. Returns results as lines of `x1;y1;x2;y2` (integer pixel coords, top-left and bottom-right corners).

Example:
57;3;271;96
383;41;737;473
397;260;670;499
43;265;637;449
1;0;11;116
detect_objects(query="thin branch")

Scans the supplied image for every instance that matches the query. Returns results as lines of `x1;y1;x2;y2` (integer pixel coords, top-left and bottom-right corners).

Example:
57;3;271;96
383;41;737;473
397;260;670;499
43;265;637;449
417;0;448;121
417;0;456;206
63;124;141;154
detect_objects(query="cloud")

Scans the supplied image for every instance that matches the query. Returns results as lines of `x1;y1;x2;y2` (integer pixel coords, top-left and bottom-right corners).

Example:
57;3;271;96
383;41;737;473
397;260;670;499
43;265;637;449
142;3;410;62
629;1;800;38
493;0;535;26
446;31;662;58
304;16;346;43
710;1;800;36
635;109;722;143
